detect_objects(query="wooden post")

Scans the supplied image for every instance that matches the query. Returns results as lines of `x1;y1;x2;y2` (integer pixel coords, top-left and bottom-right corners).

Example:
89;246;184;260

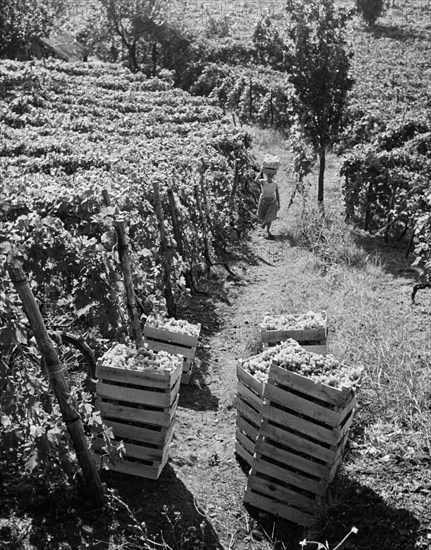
270;90;274;126
230;159;240;204
384;183;397;244
152;181;177;317
102;190;143;346
193;184;212;275
249;77;253;120
7;260;107;507
167;187;194;290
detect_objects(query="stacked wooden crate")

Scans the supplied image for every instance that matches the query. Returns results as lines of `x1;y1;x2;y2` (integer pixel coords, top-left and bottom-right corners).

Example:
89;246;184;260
94;343;182;479
235;362;264;468
235;340;361;526
260;311;328;355
144;315;201;384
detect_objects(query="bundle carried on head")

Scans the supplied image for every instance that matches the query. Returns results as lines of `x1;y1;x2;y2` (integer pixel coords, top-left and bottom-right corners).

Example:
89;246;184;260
262;155;280;172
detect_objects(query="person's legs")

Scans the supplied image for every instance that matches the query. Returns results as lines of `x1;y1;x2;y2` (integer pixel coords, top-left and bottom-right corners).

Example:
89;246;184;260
266;221;272;236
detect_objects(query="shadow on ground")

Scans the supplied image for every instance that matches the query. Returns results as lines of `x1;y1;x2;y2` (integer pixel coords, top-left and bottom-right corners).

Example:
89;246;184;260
104;465;225;549
244;473;421;550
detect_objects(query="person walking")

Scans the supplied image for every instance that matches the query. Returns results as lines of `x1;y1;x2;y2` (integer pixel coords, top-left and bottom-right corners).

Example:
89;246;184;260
256;156;280;238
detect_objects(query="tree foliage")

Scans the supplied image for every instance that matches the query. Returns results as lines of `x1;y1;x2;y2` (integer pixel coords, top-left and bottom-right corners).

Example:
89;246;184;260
285;0;354;204
356;0;385;26
0;0;61;56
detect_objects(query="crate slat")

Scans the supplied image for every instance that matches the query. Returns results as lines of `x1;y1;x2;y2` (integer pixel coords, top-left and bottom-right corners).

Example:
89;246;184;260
101;418;175;446
258;419;336;463
246;473;318;512
251;454;329;496
96;381;178;408
237;412;259;443
95;394;178;427
144;323;199;348
301;344;328;355
143;338;196;359
237;380;263;413
253;436;332;480
96;363;181;388
263;383;343;428
235;438;254;467
235;396;261;428
261;403;340;446
267;363;353;409
244;489;315;526
237;364;264;397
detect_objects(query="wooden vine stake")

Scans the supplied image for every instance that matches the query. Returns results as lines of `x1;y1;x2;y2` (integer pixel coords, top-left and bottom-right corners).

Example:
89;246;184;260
230;159;240;205
102;189;143;346
193;182;212;275
7;260;107;507
167;187;194;290
152;180;176;317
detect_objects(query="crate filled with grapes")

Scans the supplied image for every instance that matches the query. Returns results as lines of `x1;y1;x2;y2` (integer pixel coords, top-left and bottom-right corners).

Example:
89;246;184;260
243;340;362;526
94;343;183;479
260;310;328;354
143;314;201;384
235;345;285;467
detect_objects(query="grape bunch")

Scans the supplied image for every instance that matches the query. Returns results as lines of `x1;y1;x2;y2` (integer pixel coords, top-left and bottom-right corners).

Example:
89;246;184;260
261;311;326;331
147;315;201;337
99;343;182;373
242;340;362;389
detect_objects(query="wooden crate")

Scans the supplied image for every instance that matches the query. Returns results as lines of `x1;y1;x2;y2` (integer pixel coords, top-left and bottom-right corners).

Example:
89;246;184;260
95;359;182;479
244;362;356;526
143;319;200;385
260;312;328;355
235;363;264;468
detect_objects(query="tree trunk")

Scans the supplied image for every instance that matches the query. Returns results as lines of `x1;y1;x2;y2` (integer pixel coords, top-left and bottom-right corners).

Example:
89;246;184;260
7;260;107;507
129;41;138;72
318;147;325;206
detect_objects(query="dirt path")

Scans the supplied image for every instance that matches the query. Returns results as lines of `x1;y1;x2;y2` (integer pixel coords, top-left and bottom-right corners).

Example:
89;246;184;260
110;137;431;550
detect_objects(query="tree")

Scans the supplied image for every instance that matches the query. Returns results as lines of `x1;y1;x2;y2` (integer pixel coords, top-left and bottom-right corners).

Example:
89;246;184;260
356;0;385;26
97;0;171;72
285;0;354;205
0;0;61;57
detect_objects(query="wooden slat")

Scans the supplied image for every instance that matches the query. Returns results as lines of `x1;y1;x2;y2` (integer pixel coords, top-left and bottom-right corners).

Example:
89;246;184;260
246;475;317;513
237;413;259;442
235;439;253;468
261;327;327;344
235;397;261;427
103;448;170;480
237;364;264;397
235;428;256;457
261;404;340;446
267;363;354;409
144;323;199;348
258;420;336;464
96;362;182;389
251;454;329;496
252;436;331;480
302;344;328;356
244;489;315;526
96;394;178;426
96;380;178;408
263;383;343;427
101;418;175;445
144;337;196;359
237;380;263;413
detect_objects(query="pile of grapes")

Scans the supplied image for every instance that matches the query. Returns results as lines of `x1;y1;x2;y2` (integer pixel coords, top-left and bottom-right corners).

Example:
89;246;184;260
99;343;182;373
146;315;201;337
261;311;326;331
242;340;362;389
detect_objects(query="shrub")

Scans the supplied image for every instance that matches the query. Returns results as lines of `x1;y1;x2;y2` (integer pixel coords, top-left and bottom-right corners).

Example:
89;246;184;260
356;0;385;25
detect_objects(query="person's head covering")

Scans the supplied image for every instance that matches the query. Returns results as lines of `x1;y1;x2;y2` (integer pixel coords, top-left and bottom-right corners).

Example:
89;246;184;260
262;155;280;172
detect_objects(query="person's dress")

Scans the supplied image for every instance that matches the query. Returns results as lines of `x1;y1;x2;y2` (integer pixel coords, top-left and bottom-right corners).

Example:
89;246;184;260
257;178;278;224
